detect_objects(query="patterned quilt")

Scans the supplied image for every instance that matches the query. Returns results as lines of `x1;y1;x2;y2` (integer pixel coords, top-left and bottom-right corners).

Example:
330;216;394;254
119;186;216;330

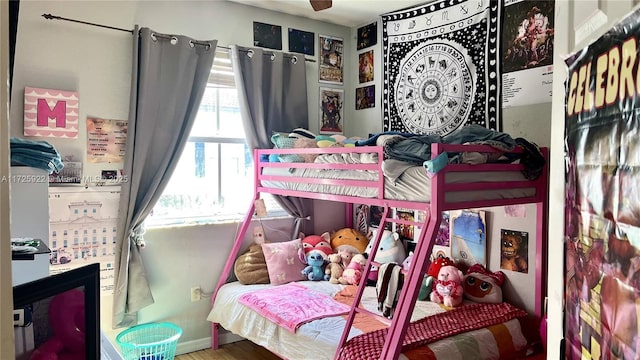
334;286;536;360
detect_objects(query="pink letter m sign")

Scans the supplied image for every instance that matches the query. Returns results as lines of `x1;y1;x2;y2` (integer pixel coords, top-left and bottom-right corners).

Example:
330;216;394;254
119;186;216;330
24;87;79;138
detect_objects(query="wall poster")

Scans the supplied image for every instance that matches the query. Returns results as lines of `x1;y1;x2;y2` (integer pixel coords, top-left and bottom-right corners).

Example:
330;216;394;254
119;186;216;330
501;0;555;107
563;7;640;359
356;85;375;110
319;34;344;84
48;186;120;296
253;21;282;50
357;22;377;50
319;87;343;134
86;117;127;163
381;0;502;135
450;209;486;268
500;229;529;273
24;87;79;138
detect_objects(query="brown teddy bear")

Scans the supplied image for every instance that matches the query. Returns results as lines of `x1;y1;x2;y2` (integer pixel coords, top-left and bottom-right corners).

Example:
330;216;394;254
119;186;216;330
324;253;344;284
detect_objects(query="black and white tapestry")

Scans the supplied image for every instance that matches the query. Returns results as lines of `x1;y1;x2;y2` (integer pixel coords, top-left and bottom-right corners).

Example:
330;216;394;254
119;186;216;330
382;0;502;136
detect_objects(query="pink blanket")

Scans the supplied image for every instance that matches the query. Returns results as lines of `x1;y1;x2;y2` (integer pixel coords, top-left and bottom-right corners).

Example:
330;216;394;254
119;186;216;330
238;282;351;332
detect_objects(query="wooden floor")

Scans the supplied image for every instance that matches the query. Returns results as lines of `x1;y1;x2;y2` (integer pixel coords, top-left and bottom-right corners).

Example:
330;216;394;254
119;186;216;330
175;340;281;360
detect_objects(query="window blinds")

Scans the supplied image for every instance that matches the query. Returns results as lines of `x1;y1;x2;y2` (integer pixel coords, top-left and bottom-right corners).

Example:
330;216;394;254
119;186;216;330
208;47;235;88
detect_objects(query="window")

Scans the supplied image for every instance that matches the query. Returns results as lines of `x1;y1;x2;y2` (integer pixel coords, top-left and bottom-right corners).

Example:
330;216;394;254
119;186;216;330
147;48;286;226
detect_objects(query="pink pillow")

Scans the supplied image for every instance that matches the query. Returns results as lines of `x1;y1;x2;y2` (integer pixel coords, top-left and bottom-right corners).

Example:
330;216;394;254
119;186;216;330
261;239;306;285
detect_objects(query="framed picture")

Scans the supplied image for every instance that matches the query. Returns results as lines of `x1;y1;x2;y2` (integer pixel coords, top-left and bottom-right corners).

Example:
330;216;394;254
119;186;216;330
288;28;314;56
500;229;529;273
319;34;344;84
357;22;377;50
358;50;374;83
319;87;343;134
355;85;375;110
253;22;282;50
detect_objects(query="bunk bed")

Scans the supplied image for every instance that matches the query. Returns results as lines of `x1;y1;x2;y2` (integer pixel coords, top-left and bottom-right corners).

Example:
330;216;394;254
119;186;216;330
207;138;549;360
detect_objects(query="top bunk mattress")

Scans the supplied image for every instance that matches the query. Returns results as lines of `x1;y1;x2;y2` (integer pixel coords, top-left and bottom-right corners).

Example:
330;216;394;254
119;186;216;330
260;158;535;203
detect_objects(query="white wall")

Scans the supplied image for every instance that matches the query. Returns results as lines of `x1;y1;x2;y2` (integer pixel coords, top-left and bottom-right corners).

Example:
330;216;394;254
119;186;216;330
10;0;552;354
11;0;350;350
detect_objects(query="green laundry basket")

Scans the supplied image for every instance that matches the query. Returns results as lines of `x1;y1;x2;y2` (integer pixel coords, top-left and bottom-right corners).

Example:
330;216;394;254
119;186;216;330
116;322;182;360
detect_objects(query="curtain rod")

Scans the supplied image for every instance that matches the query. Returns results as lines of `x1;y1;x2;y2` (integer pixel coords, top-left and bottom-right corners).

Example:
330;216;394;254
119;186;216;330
42;13;316;62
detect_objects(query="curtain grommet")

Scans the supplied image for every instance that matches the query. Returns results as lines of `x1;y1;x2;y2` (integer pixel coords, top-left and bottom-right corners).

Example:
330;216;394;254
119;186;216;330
270;53;276;61
247;49;254;58
170;36;178;45
150;33;157;42
291;56;298;64
189;40;195;48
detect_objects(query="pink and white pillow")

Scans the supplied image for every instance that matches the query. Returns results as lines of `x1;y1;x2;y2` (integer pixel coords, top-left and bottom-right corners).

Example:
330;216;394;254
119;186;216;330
262;239;306;285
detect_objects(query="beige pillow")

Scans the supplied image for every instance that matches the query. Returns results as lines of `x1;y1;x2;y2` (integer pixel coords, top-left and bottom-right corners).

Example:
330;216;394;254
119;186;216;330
294;138;319;163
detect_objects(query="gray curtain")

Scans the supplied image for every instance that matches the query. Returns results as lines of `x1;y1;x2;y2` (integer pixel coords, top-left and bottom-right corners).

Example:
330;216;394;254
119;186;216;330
231;45;312;236
112;26;216;328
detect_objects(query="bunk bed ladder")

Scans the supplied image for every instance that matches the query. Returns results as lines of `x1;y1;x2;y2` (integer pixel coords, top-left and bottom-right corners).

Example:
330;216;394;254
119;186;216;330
333;203;442;360
379;207;442;359
333;206;392;359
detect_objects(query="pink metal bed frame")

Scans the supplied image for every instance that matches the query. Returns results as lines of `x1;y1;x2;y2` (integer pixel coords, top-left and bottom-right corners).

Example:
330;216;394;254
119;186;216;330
210;142;549;360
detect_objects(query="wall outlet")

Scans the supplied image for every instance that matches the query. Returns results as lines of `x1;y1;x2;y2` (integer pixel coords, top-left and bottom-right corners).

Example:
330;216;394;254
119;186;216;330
190;286;201;302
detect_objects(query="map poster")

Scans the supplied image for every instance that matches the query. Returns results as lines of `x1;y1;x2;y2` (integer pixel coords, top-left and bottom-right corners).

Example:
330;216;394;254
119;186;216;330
501;0;555;107
86;117;127;163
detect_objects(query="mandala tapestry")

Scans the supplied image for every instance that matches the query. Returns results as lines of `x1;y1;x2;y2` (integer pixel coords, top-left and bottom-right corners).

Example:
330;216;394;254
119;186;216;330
382;0;502;135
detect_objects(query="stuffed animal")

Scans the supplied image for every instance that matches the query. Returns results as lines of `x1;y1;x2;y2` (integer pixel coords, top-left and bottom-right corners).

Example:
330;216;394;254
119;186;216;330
376;262;404;319
419;256;456;300
302;250;327;281
324;253;345;283
401;251;414;272
430;265;464;307
330;228;370;255
338;253;367;285
337;248;354;268
462;264;506;304
364;229;406;286
300;232;333;259
233;226;270;285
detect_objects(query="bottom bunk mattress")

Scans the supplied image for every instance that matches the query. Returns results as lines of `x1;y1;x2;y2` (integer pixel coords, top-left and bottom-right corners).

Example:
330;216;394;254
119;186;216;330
207;281;537;360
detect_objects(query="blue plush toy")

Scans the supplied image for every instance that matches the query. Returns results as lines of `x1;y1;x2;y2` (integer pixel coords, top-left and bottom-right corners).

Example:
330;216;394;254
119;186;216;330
301;250;327;281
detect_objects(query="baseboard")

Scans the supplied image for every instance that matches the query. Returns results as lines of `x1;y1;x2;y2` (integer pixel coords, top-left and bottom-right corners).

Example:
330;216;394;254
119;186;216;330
101;330;124;360
175;333;245;355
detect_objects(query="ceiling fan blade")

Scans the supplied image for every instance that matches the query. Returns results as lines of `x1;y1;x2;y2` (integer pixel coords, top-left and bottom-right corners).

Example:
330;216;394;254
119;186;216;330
310;0;332;11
